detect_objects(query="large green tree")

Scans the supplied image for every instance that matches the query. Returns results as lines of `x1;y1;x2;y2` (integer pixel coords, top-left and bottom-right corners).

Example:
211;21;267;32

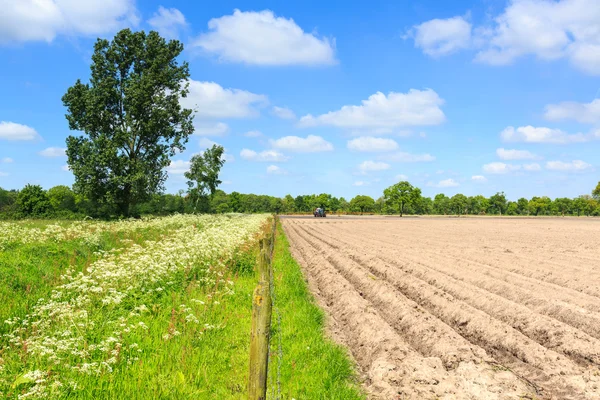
349;195;375;214
62;29;194;217
185;145;226;212
383;181;421;217
593;181;600;200
489;192;507;215
16;184;51;216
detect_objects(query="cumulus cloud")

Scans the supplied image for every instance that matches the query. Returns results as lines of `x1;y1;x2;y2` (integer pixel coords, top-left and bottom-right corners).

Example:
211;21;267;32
1;157;13;163
472;175;487;182
240;149;289;162
380;151;436;162
523;163;542;171
147;6;186;39
430;178;460;188
353;181;369;186
193;122;229;136
198;137;219;148
39;147;67;157
500;125;600;144
191;9;336;66
395;174;409;180
272;106;296;120
544;99;600;124
409;0;600;75
167;159;190;175
266;165;287;175
181;80;267;119
271;135;333;152
244;130;263;138
0;0;139;44
546;159;592;171
496;147;540;160
358;161;390;174
409;16;472;57
298;89;445;129
0;121;40;141
347;136;399;152
483;162;521;174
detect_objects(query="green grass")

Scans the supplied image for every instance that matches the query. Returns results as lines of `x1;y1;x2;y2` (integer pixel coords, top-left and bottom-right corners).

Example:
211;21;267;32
0;226;172;336
267;221;364;400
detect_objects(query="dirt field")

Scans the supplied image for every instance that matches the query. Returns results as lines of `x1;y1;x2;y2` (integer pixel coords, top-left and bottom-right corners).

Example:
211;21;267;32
282;217;600;399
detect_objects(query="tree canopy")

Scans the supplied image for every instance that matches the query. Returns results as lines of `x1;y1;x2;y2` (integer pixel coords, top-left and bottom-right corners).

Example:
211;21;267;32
185;145;226;212
383;181;421;217
62;29;194;217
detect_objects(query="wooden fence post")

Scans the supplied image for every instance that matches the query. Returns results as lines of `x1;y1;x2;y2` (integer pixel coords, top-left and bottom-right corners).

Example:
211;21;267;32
248;225;274;400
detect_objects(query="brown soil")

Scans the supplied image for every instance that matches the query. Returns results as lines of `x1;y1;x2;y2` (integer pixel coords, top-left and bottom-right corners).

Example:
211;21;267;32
282;217;600;400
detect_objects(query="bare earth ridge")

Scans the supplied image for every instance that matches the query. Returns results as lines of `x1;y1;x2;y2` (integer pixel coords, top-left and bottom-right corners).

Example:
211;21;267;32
281;216;600;400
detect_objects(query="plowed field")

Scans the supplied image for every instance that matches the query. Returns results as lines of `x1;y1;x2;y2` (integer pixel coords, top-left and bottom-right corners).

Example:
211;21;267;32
282;217;600;399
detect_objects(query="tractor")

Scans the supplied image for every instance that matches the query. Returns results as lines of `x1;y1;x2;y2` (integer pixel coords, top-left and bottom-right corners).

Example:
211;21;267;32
313;207;326;217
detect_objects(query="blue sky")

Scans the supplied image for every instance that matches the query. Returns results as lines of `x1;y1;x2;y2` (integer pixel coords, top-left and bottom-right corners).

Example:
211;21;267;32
1;0;599;200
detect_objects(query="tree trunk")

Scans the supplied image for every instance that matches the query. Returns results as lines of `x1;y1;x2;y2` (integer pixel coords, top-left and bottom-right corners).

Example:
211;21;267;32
400;201;403;217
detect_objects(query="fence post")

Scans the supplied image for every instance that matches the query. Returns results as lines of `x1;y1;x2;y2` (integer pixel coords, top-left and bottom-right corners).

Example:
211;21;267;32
248;223;274;400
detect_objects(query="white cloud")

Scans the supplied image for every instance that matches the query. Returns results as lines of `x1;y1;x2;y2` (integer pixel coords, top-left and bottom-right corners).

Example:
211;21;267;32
39;147;66;157
271;135;333;153
194;121;229;136
166;159;190;175
500;125;600;144
0;121;40;141
147;6;186;40
353;181;369;186
0;171;9;177
0;0;139;44
473;0;600;74
380;151;436;162
61;164;70;172
472;175;487;182
266;165;287;175
298;89;445;129
272;106;296;120
192;9;336;66
546;159;592;171
496;147;540;160
198;137;218;148
1;157;13;163
483;162;521;174
409;16;472;57
347;136;399;152
240;149;289;162
181;80;267;119
358;161;390;174
430;178;460;188
395;174;408;180
544;99;600;124
244;130;263;138
523;163;542;171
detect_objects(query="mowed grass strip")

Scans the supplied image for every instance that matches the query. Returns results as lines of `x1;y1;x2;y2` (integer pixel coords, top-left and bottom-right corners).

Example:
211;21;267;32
268;221;364;400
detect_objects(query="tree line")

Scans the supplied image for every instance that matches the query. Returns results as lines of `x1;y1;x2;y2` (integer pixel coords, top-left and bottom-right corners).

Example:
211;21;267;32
2;181;599;219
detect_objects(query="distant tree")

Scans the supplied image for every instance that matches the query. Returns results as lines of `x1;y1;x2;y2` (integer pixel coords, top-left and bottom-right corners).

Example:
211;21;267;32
572;196;587;216
529;196;551;216
210;190;230;213
16;184;52;216
349;195;375;214
433;193;451;215
294;195;308;212
338;197;349;213
383;181;421;217
506;201;518;215
282;194;295;213
489;192;507;215
47;185;77;212
516;198;529;215
554;197;572;216
450;193;468;215
62;29;194;217
0;187;17;211
185;145;226;212
415;196;433;215
329;196;341;212
593;181;600;200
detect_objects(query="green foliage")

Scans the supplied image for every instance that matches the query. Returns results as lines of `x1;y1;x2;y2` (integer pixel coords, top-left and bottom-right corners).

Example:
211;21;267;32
62;29;194;217
450;193;468;215
517;198;529;215
593;181;600;200
47;185;76;212
349;195;375;213
383;181;421;217
15;184;51;216
489;192;507;215
185;145;226;212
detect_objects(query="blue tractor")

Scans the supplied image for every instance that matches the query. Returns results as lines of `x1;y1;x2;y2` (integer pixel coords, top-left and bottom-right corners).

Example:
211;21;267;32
313;207;326;217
